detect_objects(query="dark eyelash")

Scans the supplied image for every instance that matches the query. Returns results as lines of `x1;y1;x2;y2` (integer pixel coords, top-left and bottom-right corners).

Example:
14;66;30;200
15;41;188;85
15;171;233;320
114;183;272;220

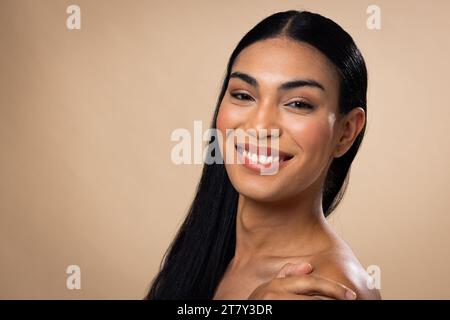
230;92;253;101
231;92;314;110
287;101;315;110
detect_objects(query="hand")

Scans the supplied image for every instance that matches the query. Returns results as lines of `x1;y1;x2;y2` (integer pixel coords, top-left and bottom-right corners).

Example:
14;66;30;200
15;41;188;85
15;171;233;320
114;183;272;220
247;262;357;300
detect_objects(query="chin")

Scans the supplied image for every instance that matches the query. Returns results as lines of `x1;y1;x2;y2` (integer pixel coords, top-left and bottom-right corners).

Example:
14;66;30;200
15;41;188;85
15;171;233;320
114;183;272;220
224;158;300;203
238;189;283;203
230;177;289;203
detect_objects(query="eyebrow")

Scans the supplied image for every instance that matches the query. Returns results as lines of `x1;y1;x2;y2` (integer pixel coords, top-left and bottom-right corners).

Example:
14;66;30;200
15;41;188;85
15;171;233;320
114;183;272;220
229;71;325;92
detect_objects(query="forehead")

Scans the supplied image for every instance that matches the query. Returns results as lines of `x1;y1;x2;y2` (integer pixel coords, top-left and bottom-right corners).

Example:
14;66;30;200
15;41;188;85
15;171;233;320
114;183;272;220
231;37;339;92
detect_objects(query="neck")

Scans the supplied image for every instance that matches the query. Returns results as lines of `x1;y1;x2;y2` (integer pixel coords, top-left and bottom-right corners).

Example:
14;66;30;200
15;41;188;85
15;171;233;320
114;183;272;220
233;185;333;266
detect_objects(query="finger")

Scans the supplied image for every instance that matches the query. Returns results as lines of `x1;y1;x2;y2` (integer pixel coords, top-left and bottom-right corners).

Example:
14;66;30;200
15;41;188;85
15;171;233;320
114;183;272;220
285;262;313;277
277;274;357;300
311;294;335;300
268;293;333;300
277;294;322;300
276;263;295;278
258;292;326;300
276;262;313;278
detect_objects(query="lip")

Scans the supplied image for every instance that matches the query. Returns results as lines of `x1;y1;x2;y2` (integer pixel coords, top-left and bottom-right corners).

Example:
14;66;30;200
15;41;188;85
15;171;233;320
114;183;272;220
236;142;294;159
234;142;294;174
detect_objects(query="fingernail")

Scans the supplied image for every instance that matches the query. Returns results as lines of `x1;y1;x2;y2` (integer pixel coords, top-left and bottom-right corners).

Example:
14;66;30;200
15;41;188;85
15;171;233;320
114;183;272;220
303;263;313;272
296;262;312;273
345;289;357;300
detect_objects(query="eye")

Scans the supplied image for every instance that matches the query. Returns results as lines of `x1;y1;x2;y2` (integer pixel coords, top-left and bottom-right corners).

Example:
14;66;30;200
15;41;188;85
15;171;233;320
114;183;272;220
286;100;315;110
230;92;254;101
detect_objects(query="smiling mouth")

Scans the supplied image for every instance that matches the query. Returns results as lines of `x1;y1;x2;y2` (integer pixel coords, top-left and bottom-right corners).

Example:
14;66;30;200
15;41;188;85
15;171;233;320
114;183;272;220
235;142;294;167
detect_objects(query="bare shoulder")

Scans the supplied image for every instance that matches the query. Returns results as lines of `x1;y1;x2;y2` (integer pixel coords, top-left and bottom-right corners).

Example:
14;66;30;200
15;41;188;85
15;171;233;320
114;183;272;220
310;242;382;300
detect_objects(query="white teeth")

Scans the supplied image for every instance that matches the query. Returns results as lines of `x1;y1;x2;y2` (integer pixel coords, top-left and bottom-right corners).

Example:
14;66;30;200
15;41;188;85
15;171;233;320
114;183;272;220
258;154;265;164
236;145;286;165
239;149;276;165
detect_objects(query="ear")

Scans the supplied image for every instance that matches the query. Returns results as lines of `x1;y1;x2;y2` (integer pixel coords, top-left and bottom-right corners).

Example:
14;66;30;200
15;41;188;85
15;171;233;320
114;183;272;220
333;107;366;158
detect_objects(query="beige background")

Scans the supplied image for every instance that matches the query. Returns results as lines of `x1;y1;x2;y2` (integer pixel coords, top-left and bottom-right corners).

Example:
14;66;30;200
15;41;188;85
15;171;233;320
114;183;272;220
1;0;449;299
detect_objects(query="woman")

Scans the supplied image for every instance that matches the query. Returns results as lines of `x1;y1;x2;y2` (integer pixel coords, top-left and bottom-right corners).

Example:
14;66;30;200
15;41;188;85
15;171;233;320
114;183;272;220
146;10;381;300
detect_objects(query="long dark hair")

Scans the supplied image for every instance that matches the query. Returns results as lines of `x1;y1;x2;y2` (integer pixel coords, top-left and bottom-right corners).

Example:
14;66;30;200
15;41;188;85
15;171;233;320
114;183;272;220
145;10;368;299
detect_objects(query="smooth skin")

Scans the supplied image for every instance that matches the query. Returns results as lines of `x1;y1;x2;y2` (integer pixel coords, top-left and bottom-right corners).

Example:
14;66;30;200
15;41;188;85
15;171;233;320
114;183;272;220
213;37;381;300
249;262;357;300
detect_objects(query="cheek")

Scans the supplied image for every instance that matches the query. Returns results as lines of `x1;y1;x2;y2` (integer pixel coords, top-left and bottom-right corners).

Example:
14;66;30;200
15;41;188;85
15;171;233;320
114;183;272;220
215;103;228;132
216;103;244;158
287;115;334;157
216;102;248;132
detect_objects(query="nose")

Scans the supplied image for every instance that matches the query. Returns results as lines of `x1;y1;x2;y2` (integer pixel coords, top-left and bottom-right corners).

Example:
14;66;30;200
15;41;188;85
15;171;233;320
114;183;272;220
244;99;281;140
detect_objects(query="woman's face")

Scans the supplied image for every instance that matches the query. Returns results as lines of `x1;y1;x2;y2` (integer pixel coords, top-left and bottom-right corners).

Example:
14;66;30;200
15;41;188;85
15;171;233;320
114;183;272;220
216;37;348;203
